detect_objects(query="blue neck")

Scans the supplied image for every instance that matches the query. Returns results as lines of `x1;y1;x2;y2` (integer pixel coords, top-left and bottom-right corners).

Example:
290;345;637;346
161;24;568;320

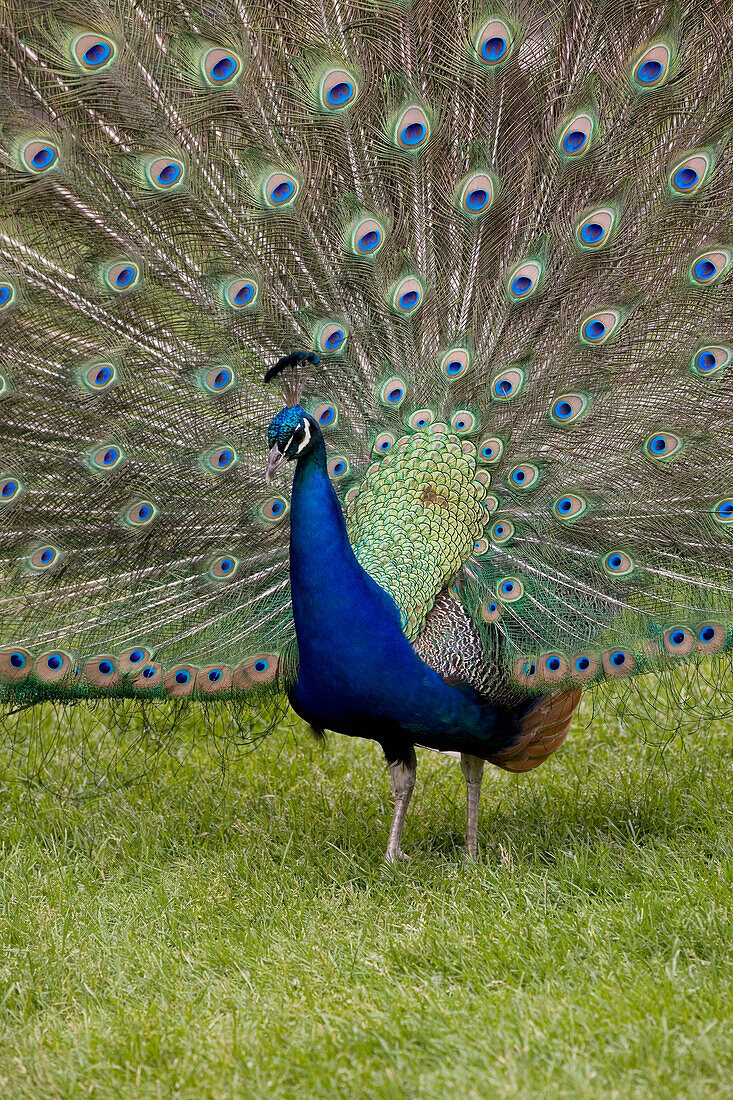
287;425;509;757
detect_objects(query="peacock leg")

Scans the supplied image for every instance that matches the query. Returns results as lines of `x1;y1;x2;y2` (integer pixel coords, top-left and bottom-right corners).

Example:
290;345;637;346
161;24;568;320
384;747;417;862
461;753;485;861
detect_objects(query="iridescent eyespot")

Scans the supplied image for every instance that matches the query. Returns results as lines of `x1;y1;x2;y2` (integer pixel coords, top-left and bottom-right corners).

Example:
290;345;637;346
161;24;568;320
669;152;711;196
643;432;683;460
491;367;525;400
260;496;289;521
409;409;435;430
550;393;588;424
0;282;15;310
0;647;32;680
559;113;594;158
478;437;504;464
263;171;299;207
320;68;358;110
603;550;634;576
207;446;237;471
146;157;185;190
203;365;235;392
632;43;672;90
663;626;695;656
539;653;569;681
36;651;72;682
29;546;58;569
105;261;140;291
490;519;514;543
90;445;122;471
21;139;60;173
553;494;587;520
234;654;279;687
391;276;423;314
374;432;395;453
690;346;731;377
72;33;117;71
602;648;635;677
474;469;491;488
474;17;513;66
697;622;726;653
393;105;430;150
350;217;386;256
689;249;731;287
210;555;239;579
164;665;197;696
514;658;537;685
571;653;600;681
380;377;406;406
482;600;502;622
313;402;338;428
344;486;360;505
440;348;470;378
575;208;615;250
224;277;258;308
327;456;350;480
0;478;21;502
580;308;622;345
202;47;242;86
83;362;116;391
315;322;347;353
473;537;490;555
124;501;157;526
507;260;542;302
508;463;539;489
450;410;476;435
713;499;733;525
496;577;524;602
118;646;152;673
456;171;495;216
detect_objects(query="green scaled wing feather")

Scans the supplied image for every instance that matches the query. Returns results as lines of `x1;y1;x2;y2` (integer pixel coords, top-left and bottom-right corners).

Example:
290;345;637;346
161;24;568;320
0;0;732;706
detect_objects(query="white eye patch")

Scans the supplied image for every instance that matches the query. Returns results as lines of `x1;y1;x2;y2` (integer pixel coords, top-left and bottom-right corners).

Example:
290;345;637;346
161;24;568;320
296;420;311;453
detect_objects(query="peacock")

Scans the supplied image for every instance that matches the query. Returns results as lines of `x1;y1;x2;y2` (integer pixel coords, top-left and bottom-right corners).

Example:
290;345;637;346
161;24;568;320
1;0;732;861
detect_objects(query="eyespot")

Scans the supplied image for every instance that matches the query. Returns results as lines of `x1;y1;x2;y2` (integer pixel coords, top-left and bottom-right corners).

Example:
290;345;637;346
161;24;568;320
29;546;59;569
663;626;695;657
203;365;235;392
263;171;299;208
21;139;60;173
483;492;499;515
210;555;239;579
131;663;162;690
224;277;258;308
473;537;490;555
260;496;289;521
507;260;542;302
478;437;504;464
409;409;435;430
713;499;733;525
233;654;280;687
344;485;360;505
164;665;197;697
450;410;476;435
575;208;615;250
380;378;406;406
580;308;622;345
105;261;140;291
374;432;395;453
72;33;117;71
539;653;569;682
328;456;350;480
571;653;600;681
313;402;338;428
0;647;33;681
690;249;731;287
90;444;123;471
393;105;430;151
697;622;727;654
553;494;587;521
602;648;636;677
320;68;358;110
118;646;152;673
315;322;347;354
474;469;491;487
440;348;470;379
202;47;242;86
83;362;117;391
669;152;712;196
0;478;21;502
84;656;121;687
0;282;16;310
496;577;524;602
550;393;588;424
197;665;233;693
491;367;525;401
145;157;185;190
643;432;683;460
603;550;634;576
482;600;502;622
559;113;594;158
474;17;513;66
632;43;672;90
206;446;237;471
456;171;495;216
508;463;539;489
690;346;731;377
513;657;538;687
124;500;157;526
391;276;423;314
36;651;73;682
490;518;514;543
350;217;386;256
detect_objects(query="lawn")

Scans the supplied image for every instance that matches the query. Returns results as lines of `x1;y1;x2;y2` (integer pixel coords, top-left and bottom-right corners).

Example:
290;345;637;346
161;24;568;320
1;685;733;1099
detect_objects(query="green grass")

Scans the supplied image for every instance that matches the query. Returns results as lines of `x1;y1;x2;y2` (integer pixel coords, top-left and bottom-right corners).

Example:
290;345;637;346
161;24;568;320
1;692;733;1099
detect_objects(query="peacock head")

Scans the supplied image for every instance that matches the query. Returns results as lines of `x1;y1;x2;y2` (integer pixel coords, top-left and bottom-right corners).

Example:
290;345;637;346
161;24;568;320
266;405;317;481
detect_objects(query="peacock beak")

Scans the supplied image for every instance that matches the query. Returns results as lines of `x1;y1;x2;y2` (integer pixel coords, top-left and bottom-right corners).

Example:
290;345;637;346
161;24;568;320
266;444;287;482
